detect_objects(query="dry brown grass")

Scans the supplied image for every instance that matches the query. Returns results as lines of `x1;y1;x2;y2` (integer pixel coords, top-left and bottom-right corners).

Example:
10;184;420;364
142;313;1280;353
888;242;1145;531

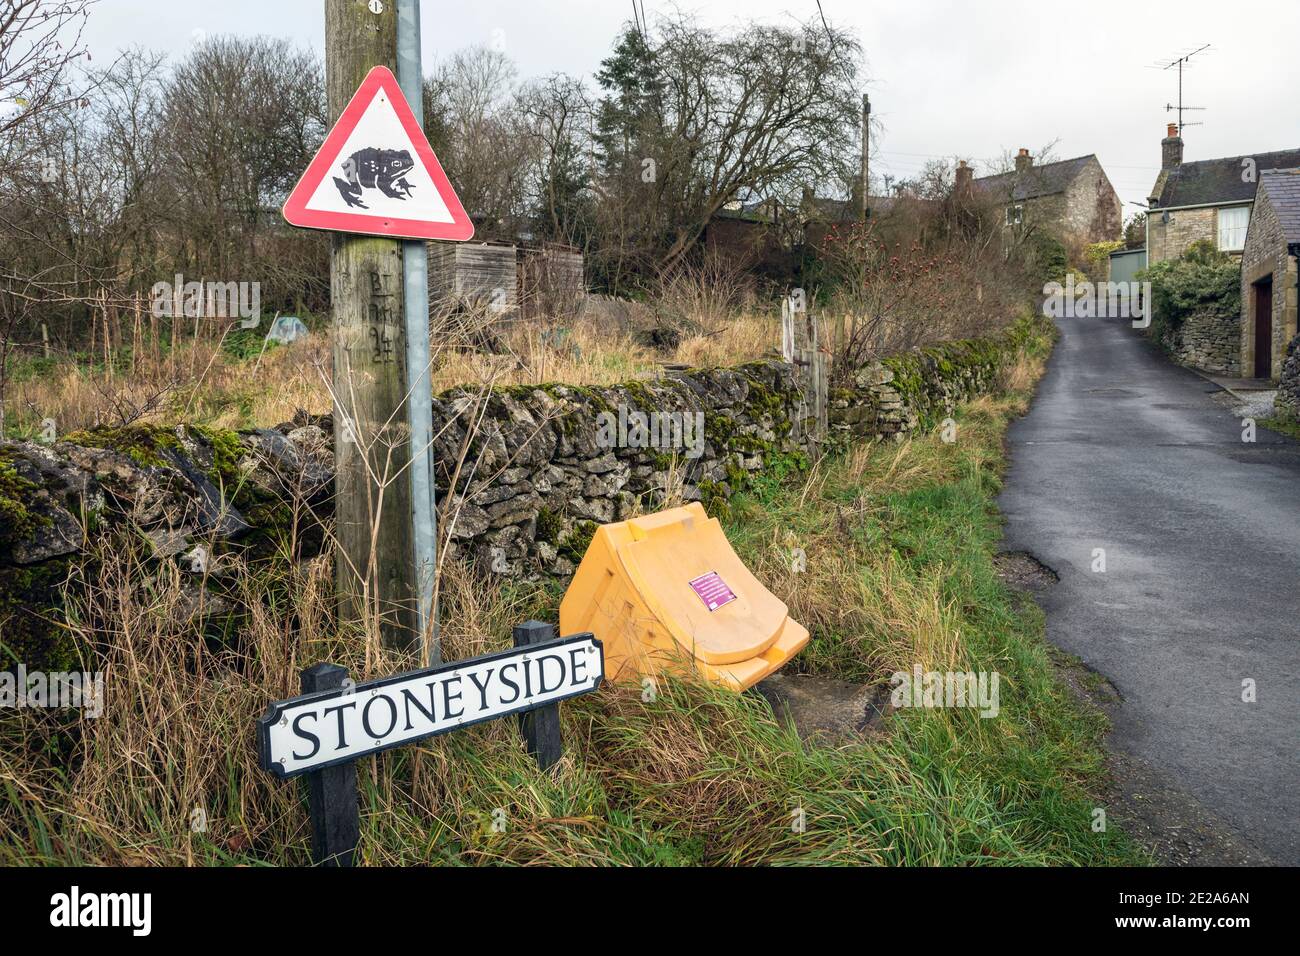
5;307;781;437
0;526;556;865
999;345;1049;399
5;281;1025;441
6;332;331;434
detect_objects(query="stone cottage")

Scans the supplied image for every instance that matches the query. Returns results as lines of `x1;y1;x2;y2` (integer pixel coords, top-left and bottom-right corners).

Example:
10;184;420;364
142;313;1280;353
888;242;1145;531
1146;125;1300;265
972;150;1122;254
1240;168;1300;381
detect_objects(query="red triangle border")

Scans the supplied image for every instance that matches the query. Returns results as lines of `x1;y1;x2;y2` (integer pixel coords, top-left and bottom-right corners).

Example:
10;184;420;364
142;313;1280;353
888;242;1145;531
282;66;474;242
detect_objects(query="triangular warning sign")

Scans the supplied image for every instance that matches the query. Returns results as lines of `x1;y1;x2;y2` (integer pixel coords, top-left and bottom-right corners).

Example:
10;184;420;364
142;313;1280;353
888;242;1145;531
283;66;474;242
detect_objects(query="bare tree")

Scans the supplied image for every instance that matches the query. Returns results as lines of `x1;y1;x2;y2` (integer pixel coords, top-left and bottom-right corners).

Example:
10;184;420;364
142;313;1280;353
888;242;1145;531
423;46;527;237
0;0;97;136
515;74;594;245
158;36;326;281
1;47;167;348
592;15;862;284
0;0;102;429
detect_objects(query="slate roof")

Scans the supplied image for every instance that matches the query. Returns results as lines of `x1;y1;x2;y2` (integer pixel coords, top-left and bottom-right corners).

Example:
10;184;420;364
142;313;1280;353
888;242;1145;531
973;155;1096;202
803;194;925;222
1257;167;1300;244
1151;148;1300;208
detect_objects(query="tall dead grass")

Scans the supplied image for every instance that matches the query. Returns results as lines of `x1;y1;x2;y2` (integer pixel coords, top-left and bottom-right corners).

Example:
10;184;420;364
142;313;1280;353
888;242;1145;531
0;320;1143;866
5;304;781;439
6;332;331;435
655;253;759;335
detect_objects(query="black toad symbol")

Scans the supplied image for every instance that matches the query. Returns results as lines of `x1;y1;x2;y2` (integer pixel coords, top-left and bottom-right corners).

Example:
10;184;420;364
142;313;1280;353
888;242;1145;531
333;148;416;209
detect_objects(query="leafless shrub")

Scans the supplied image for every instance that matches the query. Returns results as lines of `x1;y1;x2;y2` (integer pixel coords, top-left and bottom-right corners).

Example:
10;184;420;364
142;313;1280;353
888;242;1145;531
655;251;757;337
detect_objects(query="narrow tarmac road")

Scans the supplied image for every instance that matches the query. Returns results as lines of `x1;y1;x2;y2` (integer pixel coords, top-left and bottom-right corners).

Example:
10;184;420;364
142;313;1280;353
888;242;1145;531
998;314;1300;864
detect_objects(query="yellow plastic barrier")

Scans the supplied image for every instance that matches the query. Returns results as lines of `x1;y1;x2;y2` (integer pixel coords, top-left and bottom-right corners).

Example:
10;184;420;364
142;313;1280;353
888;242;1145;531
559;503;809;691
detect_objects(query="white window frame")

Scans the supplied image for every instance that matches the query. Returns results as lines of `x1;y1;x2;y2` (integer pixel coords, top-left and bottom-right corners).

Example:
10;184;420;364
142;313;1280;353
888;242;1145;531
1006;204;1024;227
1217;205;1250;252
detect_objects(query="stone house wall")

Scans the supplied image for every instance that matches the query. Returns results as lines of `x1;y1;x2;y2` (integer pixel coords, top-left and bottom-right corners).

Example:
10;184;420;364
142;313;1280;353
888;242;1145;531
1018;193;1067;243
1000;158;1121;263
1240;189;1300;380
1062;161;1123;248
1147;206;1221;265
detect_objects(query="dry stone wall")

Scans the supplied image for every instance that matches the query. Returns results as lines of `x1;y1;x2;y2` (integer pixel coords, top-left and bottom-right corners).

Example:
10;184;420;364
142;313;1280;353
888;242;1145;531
0;318;1038;671
426;360;804;578
1155;308;1242;375
1276;334;1300;420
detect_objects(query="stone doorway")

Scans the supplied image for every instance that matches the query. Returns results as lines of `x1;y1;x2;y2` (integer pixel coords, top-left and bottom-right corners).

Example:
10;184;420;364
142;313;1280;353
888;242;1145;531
1253;275;1274;379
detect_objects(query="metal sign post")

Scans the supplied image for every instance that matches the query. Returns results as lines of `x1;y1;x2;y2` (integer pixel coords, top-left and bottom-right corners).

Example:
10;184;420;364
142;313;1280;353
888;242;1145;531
396;0;440;665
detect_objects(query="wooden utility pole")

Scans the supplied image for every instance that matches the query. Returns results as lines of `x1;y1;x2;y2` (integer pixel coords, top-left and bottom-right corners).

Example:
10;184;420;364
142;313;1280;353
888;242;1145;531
325;0;419;652
860;94;870;222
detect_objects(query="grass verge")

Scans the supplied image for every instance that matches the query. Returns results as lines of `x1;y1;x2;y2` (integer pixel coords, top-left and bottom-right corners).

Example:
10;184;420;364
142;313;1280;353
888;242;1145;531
1260;416;1300;442
0;324;1145;865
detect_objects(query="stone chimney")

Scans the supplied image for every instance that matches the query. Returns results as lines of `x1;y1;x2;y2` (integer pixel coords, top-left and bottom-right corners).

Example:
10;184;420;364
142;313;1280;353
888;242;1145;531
1015;148;1032;173
955;159;973;201
1161;123;1183;169
801;185;815;218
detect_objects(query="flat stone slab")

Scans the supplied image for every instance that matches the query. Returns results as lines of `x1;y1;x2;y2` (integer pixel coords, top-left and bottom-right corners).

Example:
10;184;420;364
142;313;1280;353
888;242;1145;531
754;673;890;743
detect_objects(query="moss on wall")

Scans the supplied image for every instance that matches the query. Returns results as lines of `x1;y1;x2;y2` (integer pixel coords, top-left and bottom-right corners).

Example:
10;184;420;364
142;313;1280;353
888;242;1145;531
0;449;78;672
62;424;181;469
0;449;48;548
558;520;598;564
0;557;79;673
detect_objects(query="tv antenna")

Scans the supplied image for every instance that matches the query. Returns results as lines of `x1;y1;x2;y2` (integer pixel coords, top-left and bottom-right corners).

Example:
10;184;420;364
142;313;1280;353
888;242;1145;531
1159;44;1210;131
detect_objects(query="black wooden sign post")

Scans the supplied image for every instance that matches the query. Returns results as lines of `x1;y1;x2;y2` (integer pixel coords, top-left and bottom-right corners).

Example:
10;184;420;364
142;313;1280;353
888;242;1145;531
514;622;564;771
258;625;603;866
300;663;360;867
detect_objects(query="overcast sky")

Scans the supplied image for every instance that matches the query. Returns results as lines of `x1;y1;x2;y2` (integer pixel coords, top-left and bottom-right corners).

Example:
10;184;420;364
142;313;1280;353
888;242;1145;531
83;0;1298;215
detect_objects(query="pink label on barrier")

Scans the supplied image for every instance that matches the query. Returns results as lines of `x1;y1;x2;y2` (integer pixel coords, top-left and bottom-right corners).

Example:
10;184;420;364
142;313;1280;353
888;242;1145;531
688;571;737;612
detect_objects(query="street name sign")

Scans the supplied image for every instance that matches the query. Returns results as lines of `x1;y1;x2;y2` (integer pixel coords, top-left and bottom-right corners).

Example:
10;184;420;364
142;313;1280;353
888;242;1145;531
257;631;603;779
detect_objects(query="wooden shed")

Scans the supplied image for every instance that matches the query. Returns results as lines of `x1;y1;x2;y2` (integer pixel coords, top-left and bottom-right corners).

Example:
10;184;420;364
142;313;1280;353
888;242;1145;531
427;241;519;314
